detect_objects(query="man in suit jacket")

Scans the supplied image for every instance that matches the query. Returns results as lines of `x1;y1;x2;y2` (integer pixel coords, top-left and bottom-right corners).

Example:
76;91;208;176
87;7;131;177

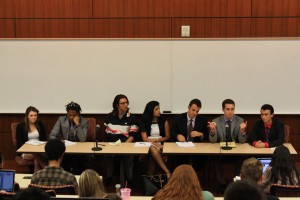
172;99;208;142
250;104;284;148
49;101;88;142
171;98;209;169
49;101;89;174
208;99;247;193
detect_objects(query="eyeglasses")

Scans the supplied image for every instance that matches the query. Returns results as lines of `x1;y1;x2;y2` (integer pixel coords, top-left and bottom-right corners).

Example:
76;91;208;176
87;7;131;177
119;102;129;105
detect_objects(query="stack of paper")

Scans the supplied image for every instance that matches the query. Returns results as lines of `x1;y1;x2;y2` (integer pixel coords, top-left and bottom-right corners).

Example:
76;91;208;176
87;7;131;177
134;142;151;147
175;142;195;147
25;141;46;146
64;140;77;146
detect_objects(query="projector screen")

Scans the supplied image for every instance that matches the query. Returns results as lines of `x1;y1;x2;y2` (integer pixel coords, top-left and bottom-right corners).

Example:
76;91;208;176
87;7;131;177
0;39;299;114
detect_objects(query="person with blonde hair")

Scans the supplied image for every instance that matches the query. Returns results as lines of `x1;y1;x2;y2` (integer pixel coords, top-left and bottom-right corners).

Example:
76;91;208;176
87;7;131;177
152;164;214;200
79;169;107;198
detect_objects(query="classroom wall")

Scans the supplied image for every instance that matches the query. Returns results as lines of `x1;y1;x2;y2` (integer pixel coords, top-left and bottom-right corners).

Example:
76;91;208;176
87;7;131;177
1;0;300;38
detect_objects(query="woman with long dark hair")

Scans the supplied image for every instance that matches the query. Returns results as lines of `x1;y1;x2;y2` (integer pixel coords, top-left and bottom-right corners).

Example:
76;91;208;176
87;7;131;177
261;145;300;193
16;106;47;172
152;164;214;200
140;101;171;178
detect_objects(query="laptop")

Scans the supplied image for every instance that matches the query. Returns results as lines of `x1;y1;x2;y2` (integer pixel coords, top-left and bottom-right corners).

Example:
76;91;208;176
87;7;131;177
0;169;15;192
257;158;272;173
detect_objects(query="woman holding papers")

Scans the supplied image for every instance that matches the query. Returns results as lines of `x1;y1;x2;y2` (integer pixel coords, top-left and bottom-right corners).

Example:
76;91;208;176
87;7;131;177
16;106;47;172
140;101;171;179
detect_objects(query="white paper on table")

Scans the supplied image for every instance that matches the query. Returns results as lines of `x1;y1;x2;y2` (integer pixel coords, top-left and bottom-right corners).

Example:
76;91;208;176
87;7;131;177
134;142;151;147
109;139;121;146
25;141;46;146
64;140;77;146
175;142;195;147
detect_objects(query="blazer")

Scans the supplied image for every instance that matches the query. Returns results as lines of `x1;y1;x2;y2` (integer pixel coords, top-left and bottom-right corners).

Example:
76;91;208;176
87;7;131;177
249;118;284;148
209;115;247;143
49;116;88;142
171;112;208;142
16;121;47;149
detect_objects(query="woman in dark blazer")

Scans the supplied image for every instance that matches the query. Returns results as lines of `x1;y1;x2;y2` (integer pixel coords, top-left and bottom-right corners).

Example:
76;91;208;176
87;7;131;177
16;106;47;172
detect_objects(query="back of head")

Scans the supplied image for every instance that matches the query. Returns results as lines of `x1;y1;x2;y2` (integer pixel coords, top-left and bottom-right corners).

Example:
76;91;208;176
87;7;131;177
78;169;106;198
271;145;299;184
153;164;203;200
224;179;266;200
13;187;50;200
45;139;66;161
104;193;122;200
240;157;263;182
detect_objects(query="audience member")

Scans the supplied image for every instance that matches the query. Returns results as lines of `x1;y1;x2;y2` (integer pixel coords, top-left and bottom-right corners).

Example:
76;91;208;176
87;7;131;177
16;106;47;172
224;179;266;200
104;94;138;187
240;157;279;200
250;104;284;148
78;169;107;198
104;193;122;200
13;187;50;200
49;101;88;174
260;145;299;194
140;101;171;178
30;139;78;194
208;99;247;191
152;164;214;200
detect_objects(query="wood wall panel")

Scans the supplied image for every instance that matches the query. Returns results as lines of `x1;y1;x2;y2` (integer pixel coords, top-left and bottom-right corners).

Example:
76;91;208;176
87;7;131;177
252;18;300;37
172;18;252;38
252;0;300;17
171;0;251;17
0;0;14;18
15;19;95;38
14;0;93;18
0;19;15;37
93;0;171;18
94;19;171;38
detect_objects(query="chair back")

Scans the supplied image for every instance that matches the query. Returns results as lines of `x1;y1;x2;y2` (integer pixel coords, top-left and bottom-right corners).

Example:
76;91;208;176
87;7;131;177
11;122;19;148
270;183;300;197
86;118;97;142
0;191;15;200
284;124;290;143
28;184;76;195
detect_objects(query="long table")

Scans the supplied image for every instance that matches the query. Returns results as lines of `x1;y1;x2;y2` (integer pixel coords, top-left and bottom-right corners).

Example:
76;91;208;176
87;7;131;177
17;142;149;155
17;142;297;156
162;143;297;155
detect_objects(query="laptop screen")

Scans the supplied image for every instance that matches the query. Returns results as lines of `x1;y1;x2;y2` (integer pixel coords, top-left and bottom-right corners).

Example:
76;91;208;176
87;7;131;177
0;170;15;192
257;158;272;173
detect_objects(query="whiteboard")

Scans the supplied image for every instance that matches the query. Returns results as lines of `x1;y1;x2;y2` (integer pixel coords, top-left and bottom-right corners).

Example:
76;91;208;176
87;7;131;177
0;39;299;114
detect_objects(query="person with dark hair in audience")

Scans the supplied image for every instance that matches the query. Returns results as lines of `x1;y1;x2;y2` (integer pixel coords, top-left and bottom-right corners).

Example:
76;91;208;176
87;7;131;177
260;145;299;194
30;139;78;194
250;104;284;148
208;99;247;192
13;187;50;200
152;164;214;200
78;169;107;198
171;99;209;169
240;157;278;200
49;101;88;174
16;106;47;172
224;179;266;200
104;193;122;200
140;100;171;178
104;94;138;187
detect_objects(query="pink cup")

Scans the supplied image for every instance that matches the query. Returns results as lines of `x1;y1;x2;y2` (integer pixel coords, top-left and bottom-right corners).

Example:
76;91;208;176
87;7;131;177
120;188;131;200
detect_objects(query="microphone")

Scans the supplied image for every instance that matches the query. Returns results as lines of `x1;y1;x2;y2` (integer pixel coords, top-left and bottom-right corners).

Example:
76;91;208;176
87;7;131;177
92;124;102;151
221;123;232;150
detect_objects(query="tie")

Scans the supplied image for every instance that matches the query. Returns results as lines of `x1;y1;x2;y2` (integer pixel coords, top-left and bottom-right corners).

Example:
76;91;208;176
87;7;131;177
226;120;232;142
187;119;193;141
265;127;270;142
